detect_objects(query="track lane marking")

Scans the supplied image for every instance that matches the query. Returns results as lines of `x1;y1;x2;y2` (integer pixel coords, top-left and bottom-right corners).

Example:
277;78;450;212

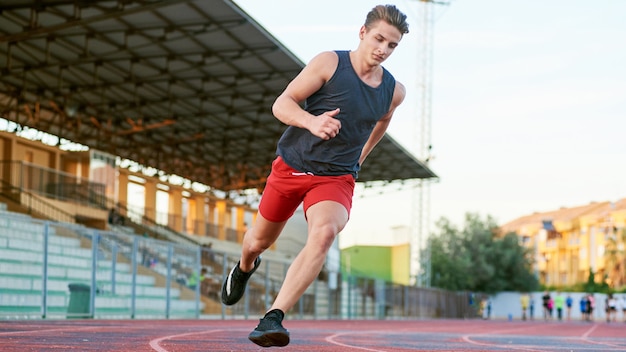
581;323;598;338
461;323;555;352
149;329;224;352
0;325;101;335
325;331;389;351
578;323;626;349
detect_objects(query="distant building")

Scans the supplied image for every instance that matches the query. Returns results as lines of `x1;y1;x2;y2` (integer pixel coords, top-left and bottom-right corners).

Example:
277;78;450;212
499;199;626;288
341;227;410;285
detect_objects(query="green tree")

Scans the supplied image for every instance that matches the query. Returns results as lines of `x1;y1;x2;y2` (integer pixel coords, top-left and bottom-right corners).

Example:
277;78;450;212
585;268;610;293
426;213;539;294
429;217;472;291
493;232;538;292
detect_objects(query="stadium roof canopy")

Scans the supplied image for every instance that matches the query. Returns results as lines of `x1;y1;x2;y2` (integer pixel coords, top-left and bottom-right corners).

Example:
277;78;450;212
0;0;436;191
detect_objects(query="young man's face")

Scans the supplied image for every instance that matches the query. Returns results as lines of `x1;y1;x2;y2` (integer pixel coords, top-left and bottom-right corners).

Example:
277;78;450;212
359;20;403;65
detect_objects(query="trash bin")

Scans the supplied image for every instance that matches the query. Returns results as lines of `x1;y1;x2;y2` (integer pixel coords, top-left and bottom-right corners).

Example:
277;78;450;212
67;283;92;319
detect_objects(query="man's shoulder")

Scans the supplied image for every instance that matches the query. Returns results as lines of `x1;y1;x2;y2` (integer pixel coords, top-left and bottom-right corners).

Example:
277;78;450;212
307;51;340;69
312;50;340;61
304;51;340;81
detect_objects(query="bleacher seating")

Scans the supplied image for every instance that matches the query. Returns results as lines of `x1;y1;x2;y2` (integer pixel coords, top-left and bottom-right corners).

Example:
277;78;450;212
0;204;202;319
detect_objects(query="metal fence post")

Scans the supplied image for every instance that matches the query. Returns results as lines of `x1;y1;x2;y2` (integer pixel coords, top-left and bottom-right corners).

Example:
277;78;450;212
404;285;409;318
90;232;98;318
375;279;384;320
221;254;228;320
298;296;303;319
165;244;173;319
244;272;250;319
328;287;333;320
131;236;138;319
41;222;49;319
110;242;117;295
195;245;201;318
347;275;352;320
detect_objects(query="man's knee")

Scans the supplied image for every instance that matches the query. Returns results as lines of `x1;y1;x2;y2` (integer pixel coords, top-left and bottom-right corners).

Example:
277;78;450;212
244;234;273;254
307;224;340;251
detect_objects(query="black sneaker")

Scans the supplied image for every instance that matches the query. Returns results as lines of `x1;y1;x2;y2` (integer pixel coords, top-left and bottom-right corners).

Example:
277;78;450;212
248;309;290;347
221;257;261;305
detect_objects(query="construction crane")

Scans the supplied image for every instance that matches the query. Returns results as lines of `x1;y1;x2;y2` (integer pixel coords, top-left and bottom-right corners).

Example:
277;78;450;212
410;0;449;287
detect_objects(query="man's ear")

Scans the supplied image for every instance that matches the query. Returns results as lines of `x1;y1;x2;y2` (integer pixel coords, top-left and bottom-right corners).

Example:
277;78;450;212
359;25;366;40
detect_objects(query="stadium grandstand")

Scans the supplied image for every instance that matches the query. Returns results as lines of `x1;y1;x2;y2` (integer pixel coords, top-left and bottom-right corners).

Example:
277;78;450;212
0;0;478;321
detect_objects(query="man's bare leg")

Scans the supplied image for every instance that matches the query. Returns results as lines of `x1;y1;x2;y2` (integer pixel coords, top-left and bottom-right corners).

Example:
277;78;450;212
270;200;349;313
239;214;286;271
248;201;348;347
221;214;286;306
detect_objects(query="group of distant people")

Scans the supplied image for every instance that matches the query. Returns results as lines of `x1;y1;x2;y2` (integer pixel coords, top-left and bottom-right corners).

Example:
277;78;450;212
519;291;626;322
541;291;568;321
580;293;596;321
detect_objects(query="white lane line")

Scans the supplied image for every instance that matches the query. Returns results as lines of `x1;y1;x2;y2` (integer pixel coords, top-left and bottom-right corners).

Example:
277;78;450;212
0;325;100;335
462;323;626;351
581;323;598;338
149;329;223;352
325;331;389;352
461;334;550;351
461;324;556;352
579;323;626;349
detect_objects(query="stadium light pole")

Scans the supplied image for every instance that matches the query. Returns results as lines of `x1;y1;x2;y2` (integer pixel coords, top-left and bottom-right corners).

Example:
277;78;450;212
410;0;449;287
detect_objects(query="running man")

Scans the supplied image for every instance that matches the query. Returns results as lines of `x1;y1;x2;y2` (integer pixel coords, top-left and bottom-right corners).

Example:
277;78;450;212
221;4;410;347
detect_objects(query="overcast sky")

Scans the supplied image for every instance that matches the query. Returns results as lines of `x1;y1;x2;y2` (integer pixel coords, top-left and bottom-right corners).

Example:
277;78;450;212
234;0;626;243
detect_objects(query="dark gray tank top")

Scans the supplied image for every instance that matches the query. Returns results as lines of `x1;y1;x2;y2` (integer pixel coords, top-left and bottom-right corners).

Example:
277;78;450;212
276;50;396;178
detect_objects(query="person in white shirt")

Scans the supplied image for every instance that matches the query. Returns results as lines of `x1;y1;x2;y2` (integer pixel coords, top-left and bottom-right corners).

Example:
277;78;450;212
619;295;626;323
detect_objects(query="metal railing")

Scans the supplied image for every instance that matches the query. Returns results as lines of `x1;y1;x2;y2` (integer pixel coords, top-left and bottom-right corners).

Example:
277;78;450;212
0;209;480;320
0;161;107;209
0;178;75;223
0;161;480;320
0;160;244;247
0;215;202;319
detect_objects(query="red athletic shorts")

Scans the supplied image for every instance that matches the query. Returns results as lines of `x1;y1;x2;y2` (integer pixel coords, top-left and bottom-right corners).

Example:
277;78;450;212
258;156;356;222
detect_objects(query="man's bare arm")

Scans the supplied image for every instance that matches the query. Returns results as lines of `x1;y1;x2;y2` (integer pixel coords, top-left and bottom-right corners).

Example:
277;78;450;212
272;51;342;140
358;81;406;166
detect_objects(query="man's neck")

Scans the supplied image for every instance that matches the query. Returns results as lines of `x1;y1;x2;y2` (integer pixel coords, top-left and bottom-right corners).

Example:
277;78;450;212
349;50;382;83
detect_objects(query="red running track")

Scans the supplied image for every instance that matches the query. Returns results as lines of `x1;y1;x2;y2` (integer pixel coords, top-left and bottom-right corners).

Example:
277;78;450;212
1;318;625;351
